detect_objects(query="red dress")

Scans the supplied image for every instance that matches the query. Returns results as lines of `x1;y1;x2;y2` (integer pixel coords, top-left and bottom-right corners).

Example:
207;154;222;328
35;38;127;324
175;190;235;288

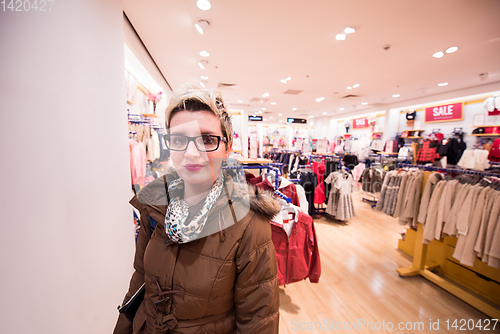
312;161;326;204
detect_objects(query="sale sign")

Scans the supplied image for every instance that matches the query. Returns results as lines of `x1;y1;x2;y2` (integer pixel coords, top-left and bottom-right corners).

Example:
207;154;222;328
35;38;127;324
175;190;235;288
425;102;463;123
353;117;369;129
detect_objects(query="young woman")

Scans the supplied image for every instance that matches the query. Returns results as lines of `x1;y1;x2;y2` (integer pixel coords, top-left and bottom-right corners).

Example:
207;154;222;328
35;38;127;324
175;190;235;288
114;85;280;334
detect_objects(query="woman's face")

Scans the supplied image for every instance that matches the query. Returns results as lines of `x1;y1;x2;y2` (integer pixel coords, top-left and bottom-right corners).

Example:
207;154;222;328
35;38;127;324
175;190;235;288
168;110;231;189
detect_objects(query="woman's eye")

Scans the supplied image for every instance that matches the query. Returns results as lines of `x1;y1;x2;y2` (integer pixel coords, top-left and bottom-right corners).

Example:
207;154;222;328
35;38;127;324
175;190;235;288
202;136;216;145
172;137;184;145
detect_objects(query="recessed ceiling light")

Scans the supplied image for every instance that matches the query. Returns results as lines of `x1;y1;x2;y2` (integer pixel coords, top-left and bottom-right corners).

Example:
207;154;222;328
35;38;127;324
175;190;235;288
352;84;360;88
281;79;287;83
263;93;270;98
336;33;347;41
361;102;368;105
316;97;325;102
269;116;273;119
262;108;266;110
347;86;352;90
195;20;209;34
279;120;283;122
344;27;355;34
271;102;276;105
201;75;209;80
446;46;458;54
310;115;314;118
322;112;327;115
438;82;448;86
339;108;344;110
238;100;243;103
433;51;444;58
278;113;282;116
198;60;208;69
286;77;291;81
392;94;400;98
292;107;297;111
199;50;210;57
196;0;211;11
199;81;205;88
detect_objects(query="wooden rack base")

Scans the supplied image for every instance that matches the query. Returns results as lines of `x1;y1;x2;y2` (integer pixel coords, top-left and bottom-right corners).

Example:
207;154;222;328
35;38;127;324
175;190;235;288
397;223;500;319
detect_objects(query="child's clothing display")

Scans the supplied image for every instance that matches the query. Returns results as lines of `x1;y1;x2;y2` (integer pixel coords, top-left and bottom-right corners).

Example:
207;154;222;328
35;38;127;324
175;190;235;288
324;171;355;220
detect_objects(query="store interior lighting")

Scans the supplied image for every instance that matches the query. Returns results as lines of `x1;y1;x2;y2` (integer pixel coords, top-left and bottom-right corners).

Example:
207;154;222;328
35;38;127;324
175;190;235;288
433;51;444;58
438;82;448;86
196;0;211;11
392;94;400;98
199;50;210;57
195;20;209;34
446;46;458;53
201;75;208;80
316;97;325;102
198;60;208;69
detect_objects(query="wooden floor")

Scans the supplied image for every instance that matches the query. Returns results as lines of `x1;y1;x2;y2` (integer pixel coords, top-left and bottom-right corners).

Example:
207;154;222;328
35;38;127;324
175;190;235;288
278;188;500;334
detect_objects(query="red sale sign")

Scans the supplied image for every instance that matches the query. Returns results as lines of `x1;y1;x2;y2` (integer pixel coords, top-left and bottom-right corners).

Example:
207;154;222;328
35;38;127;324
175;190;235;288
425;102;463;123
353;117;369;129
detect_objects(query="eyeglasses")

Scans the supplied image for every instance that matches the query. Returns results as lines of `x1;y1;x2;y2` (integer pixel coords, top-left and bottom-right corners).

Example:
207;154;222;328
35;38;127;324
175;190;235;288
163;134;227;152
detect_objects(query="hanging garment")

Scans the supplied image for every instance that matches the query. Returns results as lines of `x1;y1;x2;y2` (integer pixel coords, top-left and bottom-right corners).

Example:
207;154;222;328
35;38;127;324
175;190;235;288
383;140;398;153
300;171;317;216
417;172;445;224
271;210;321;285
324;171;355;220
129;138;147;186
256;177;301;208
352;163;365;182
398;170;424;227
312;161;326;204
488;138;500;162
458;149;490;170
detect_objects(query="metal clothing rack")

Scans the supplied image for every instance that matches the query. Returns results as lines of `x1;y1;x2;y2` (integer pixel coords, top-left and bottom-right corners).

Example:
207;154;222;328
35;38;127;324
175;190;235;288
398;163;500;177
223;164;291;203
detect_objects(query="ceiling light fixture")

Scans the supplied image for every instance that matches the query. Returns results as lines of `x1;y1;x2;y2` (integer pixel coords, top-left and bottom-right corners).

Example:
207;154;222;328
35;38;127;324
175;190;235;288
433;51;444;58
198;60;208;69
339;108;344;110
438;82;448;86
199;81;205;88
262;108;266;110
195;20;209;34
322;112;327;115
269;116;273;119
352;83;360;88
278;113;282;116
361;102;368;105
446;46;458;54
199;50;210;57
292;107;297;111
238;100;243;103
344;27;356;34
310;115;314;118
263;93;270;98
196;0;211;11
392;94;400;98
271;102;276;105
201;75;209;80
316;97;325;102
336;33;347;41
347;86;352;90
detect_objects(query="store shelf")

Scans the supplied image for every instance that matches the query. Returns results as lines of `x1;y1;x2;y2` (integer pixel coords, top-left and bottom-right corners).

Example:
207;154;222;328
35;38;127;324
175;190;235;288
473;125;500;127
402;129;424;132
377;151;399;155
405;136;423;139
470;134;500;137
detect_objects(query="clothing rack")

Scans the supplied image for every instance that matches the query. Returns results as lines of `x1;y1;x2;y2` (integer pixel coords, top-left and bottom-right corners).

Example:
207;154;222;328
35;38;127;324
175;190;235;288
396;167;500;319
398;163;500;177
223;164;291;203
490;161;500;165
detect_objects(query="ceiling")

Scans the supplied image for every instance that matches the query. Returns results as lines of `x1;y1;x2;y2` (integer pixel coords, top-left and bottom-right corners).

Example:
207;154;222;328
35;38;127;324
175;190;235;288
123;0;500;123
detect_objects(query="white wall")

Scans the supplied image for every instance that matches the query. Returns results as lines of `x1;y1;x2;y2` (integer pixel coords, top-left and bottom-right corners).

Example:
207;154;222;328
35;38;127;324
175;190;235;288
0;2;133;333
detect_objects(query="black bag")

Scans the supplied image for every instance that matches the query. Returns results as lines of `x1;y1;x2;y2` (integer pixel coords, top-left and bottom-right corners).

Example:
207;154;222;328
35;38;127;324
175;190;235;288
117;215;160;321
406;110;416;120
117;283;146;322
472;127;485;134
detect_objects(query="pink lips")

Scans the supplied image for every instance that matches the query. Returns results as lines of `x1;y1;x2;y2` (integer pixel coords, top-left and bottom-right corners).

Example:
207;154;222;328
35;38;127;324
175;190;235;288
184;164;204;171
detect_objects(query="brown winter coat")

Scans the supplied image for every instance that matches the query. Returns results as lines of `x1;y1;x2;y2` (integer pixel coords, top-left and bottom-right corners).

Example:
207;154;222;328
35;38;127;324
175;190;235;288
113;169;281;334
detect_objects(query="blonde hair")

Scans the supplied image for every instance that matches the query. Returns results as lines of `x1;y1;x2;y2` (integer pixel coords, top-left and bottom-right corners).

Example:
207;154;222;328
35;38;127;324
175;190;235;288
165;84;233;148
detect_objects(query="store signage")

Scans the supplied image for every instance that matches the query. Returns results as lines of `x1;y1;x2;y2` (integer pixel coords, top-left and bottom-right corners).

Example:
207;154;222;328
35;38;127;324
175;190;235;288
425;102;463;123
287;118;307;124
353;117;369;129
248;116;263;121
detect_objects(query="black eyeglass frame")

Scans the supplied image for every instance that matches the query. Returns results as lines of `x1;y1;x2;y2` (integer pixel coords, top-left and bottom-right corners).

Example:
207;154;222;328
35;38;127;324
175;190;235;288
163;134;228;152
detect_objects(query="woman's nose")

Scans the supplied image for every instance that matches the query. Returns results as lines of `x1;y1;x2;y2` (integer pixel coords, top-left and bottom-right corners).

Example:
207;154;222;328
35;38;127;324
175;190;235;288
184;140;200;158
